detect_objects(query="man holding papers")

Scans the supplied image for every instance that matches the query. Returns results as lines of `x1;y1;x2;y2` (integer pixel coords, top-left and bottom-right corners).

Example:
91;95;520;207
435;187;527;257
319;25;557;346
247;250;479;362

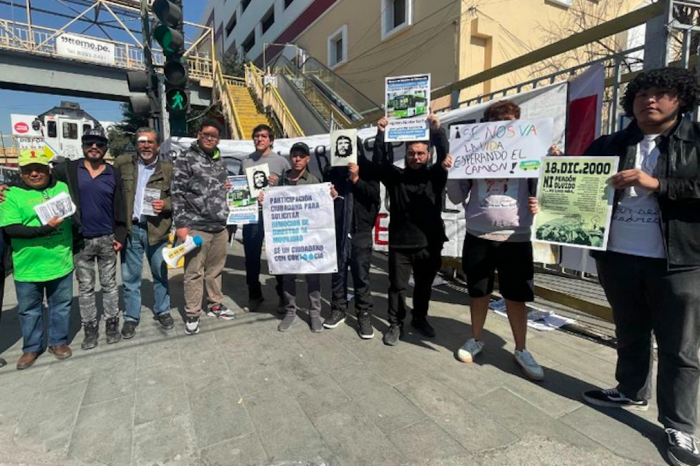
114;127;175;339
0;149;74;370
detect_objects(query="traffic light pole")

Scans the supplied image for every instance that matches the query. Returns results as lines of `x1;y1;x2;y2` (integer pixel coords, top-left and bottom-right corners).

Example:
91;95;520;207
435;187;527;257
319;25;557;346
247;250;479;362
140;0;159;131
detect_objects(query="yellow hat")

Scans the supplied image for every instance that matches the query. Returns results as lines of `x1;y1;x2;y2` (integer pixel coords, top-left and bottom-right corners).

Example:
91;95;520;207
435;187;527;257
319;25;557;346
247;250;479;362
18;149;51;167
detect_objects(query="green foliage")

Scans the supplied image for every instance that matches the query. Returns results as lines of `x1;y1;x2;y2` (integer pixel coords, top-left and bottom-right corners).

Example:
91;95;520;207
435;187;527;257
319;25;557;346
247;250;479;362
221;52;246;78
107;126;133;157
117;102;149;135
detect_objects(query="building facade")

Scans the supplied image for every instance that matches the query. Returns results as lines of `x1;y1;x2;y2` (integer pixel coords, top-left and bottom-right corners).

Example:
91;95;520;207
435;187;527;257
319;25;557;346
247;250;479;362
203;0;642;108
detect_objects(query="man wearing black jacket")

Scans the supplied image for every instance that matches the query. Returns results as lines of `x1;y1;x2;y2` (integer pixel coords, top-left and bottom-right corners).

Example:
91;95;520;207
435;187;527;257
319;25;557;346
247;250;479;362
580;67;700;466
373;115;450;346
322;140;380;339
53;127;127;350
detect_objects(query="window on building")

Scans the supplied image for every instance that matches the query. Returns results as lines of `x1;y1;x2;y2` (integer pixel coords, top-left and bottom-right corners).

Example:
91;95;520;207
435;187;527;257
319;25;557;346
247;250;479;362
241;0;251;12
261;7;275;34
242;31;255;55
62;122;78;140
382;0;413;40
284;0;295;9
47;121;57;138
225;12;237;37
327;25;348;68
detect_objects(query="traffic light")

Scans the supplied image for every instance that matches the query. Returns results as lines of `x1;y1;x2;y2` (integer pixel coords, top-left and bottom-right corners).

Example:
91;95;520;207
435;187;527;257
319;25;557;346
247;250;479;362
153;0;189;130
126;71;158;117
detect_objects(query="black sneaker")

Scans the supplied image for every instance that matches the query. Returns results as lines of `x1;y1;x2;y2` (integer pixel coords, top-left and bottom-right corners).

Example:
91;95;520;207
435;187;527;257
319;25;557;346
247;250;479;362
582;388;649;411
185;315;200;335
323;310;346;329
0;357;7;368
105;317;121;344
666;428;700;466
357;315;374;340
244;296;265;313
121;321;137;339
383;324;402;346
411;318;436;338
157;313;175;330
81;320;99;350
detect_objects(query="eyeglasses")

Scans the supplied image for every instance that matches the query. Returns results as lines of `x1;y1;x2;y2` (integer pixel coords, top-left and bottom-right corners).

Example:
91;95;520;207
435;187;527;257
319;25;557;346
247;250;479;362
83;141;106;148
200;133;219;141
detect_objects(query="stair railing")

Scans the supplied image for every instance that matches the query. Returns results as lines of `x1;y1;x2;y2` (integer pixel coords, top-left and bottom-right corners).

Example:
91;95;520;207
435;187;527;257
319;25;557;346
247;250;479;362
245;64;305;139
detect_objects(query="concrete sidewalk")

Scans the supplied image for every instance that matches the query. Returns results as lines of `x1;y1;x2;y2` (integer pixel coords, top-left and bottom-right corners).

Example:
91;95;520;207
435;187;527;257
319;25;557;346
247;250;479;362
0;242;690;466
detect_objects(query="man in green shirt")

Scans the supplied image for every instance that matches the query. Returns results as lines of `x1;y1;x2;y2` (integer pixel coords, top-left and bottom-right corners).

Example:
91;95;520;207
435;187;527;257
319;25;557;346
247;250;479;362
0;149;74;370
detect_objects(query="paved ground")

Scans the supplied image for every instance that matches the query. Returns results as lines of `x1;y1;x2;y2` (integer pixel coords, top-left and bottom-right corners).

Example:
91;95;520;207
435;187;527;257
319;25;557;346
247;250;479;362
0;242;692;466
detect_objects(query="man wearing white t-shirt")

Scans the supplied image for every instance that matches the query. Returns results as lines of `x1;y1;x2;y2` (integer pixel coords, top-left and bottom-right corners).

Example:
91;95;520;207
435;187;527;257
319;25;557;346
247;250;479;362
582;67;700;466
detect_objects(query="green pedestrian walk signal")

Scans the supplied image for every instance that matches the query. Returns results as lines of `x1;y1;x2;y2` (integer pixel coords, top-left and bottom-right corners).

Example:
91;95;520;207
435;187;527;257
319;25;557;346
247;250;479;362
166;89;188;113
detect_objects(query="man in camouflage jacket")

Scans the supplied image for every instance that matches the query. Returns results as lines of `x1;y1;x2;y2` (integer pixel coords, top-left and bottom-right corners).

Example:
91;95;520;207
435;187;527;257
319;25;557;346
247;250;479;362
172;119;234;335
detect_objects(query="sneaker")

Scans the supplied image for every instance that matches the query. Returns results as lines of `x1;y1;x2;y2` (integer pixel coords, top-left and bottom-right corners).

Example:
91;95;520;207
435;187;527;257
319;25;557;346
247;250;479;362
105;317;121;344
244;296;265;313
207;303;236;321
81;320;99;350
310;315;323;333
410;318;436;338
278;313;297;332
185;315;200;335
666;428;700;466
383;324;402;346
121;321;137;339
582;388;649;411
157;313;175;330
357;315;374;340
456;338;485;363
323;310;345;329
514;349;544;381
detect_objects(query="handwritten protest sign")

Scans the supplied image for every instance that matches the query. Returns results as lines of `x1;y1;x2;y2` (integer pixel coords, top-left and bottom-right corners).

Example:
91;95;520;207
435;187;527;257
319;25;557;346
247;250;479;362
385;74;431;142
227;175;259;225
533;156;619;250
263;184;338;275
448;118;554;179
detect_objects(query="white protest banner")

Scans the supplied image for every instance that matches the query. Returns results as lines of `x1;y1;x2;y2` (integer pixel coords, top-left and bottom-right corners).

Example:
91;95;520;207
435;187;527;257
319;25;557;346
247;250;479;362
263;183;338;275
385;74;431;142
448;118;554;179
331;129;358;166
56;33;115;66
246;164;270;198
227;175;259;225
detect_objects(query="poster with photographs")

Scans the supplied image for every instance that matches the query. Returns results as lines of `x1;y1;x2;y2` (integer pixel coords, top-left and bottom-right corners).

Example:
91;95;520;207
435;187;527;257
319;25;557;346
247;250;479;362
245;163;270;198
227;175;259;225
141;188;161;217
34;191;76;225
330;129;358;167
385;74;431;142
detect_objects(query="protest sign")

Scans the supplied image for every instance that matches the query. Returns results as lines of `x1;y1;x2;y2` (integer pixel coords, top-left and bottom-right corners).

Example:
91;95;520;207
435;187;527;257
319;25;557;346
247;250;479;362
141;188;160;217
448;118;554;179
34;192;76;225
533;156;619;250
263;183;338;275
331;129;358;166
385;74;431;142
0;167;20;185
245;164;270;198
227;175;259;225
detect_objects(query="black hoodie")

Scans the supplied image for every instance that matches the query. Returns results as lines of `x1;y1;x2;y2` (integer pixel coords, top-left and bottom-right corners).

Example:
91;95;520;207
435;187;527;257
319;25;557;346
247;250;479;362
372;128;449;249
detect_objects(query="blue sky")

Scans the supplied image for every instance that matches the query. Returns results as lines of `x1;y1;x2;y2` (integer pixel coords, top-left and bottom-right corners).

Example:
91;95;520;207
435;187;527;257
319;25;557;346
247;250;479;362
0;0;206;135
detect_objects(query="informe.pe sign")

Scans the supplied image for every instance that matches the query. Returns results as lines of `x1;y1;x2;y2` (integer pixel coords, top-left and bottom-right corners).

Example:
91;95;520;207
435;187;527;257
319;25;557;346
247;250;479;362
56;33;115;66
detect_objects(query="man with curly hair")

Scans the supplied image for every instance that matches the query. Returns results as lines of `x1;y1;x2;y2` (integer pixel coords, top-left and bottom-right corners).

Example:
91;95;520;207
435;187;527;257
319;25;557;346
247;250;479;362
582;67;700;466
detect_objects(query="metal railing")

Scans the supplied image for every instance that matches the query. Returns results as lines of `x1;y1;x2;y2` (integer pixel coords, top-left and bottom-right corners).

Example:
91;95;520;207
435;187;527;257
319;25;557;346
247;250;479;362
213;60;243;139
246;64;304;139
0;19;214;81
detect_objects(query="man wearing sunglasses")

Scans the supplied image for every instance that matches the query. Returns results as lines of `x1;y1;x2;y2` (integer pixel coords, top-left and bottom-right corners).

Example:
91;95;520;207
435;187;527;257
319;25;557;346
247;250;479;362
172;119;234;336
52;127;127;349
114;128;174;339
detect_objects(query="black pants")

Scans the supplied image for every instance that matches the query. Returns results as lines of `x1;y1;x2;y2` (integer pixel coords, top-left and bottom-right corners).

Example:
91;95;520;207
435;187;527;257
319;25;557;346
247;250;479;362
597;252;700;434
242;218;282;300
388;246;442;326
282;274;321;315
331;238;373;317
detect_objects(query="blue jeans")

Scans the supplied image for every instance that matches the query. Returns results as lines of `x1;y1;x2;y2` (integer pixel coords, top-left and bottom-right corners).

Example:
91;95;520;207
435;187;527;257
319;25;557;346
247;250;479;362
122;223;170;323
15;272;73;353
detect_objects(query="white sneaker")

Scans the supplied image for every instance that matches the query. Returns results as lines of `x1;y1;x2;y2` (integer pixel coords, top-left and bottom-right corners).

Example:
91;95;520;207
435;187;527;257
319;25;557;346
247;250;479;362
456;338;485;363
185;316;200;335
514;349;544;381
207;304;236;321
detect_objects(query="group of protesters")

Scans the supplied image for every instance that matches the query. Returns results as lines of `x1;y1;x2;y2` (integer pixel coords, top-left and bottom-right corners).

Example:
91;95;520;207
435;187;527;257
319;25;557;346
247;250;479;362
0;66;699;466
